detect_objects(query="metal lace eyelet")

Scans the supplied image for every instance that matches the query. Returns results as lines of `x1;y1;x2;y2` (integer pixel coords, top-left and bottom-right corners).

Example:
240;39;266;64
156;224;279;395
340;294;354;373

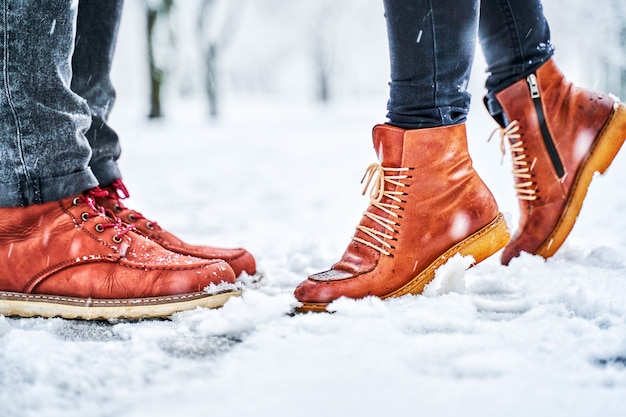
81;212;89;222
94;224;104;233
127;213;137;222
113;204;121;212
146;222;155;230
112;235;123;244
72;197;81;206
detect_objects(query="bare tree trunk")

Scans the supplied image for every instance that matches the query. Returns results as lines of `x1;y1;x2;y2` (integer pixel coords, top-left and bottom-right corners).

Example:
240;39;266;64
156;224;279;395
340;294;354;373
198;0;244;119
308;2;337;104
621;26;626;99
145;0;173;119
205;43;219;118
147;8;162;118
313;35;332;103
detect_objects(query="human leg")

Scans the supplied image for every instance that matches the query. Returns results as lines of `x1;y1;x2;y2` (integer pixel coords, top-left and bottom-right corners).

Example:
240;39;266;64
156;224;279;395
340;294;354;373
385;0;478;128
71;0;124;186
294;0;509;311
479;0;554;122
0;0;237;319
479;0;626;264
0;0;96;206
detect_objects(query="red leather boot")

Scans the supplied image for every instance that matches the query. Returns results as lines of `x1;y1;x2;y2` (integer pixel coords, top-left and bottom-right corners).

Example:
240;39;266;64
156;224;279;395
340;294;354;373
0;189;237;320
490;59;626;265
295;124;510;312
96;180;256;277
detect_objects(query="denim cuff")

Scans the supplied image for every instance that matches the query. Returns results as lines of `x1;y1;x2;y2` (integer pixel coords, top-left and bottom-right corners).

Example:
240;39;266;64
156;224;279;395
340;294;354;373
387;82;471;128
0;169;99;207
483;55;554;127
89;158;122;188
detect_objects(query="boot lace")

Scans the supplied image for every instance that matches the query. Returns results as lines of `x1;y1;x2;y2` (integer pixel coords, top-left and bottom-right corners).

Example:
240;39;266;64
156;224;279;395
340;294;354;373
73;188;134;243
490;120;538;201
109;179;159;231
352;163;410;256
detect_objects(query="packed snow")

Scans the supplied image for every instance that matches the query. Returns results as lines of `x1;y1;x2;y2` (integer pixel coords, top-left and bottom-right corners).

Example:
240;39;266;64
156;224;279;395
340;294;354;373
1;1;626;416
1;93;625;416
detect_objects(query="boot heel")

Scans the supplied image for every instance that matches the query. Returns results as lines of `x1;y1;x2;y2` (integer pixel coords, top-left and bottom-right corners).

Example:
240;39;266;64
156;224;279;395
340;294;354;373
592;102;626;175
458;213;511;266
386;213;510;298
536;103;626;259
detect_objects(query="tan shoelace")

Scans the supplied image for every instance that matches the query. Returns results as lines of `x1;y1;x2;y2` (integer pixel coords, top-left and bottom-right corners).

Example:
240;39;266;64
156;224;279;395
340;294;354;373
352;163;410;256
490;120;538;201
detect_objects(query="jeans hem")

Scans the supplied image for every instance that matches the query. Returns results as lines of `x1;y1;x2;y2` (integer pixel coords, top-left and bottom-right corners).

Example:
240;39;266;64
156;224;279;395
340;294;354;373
0;168;98;207
90;158;121;187
483;55;554;126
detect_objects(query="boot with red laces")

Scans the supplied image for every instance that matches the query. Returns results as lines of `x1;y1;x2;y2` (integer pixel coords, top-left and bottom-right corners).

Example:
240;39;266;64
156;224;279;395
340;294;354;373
96;179;256;277
295;124;510;312
489;59;626;265
0;188;237;320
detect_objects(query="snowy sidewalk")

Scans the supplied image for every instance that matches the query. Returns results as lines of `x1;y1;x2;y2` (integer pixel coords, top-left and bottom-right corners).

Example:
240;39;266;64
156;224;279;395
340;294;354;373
1;98;625;417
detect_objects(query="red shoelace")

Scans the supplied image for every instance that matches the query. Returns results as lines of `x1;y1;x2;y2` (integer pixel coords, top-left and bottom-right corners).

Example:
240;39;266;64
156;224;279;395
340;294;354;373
108;179;160;230
74;187;134;243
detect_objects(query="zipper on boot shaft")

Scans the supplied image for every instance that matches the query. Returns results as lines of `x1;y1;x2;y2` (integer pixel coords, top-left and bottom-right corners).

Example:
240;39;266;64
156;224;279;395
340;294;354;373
527;74;565;178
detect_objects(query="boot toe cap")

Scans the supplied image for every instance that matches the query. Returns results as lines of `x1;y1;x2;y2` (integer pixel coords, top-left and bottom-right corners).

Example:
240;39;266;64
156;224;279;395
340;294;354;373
227;249;257;277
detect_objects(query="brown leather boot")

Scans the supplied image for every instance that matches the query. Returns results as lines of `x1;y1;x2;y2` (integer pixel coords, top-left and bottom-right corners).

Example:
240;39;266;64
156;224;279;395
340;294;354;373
294;124;510;312
489;59;626;265
96;180;256;277
0;189;238;320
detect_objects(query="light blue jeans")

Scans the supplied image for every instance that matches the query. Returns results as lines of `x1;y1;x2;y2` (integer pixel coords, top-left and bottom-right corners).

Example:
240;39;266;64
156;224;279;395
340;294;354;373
0;0;123;207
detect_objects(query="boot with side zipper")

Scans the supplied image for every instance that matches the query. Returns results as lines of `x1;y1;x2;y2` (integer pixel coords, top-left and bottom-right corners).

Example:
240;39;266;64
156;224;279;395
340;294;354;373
489;58;626;265
294;123;510;312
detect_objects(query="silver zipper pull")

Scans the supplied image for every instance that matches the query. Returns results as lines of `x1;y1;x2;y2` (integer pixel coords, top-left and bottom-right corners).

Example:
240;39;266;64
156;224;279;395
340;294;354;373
527;74;540;99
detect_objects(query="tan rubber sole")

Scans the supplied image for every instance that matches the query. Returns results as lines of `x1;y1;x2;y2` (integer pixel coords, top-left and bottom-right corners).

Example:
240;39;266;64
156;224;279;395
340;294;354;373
0;289;241;320
536;103;626;258
296;213;511;313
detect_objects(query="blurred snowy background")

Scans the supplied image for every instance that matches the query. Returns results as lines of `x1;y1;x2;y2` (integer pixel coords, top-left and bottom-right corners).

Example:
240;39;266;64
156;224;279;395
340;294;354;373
1;1;626;416
117;0;626;119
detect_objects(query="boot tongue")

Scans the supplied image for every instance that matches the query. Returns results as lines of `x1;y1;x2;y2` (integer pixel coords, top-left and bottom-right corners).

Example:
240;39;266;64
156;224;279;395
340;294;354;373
326;125;408;276
372;124;406;167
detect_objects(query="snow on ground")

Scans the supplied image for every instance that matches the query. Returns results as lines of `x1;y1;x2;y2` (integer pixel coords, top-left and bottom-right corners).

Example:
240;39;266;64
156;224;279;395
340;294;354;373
1;93;625;417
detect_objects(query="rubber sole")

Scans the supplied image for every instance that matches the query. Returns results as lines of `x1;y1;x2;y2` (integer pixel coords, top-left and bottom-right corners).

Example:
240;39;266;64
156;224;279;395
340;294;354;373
296;212;511;313
0;289;240;320
536;103;626;258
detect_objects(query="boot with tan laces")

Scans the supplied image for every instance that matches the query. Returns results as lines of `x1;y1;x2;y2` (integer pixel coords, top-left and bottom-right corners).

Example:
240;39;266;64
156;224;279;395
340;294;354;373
0;188;238;320
488;59;626;265
294;123;510;312
96;180;256;277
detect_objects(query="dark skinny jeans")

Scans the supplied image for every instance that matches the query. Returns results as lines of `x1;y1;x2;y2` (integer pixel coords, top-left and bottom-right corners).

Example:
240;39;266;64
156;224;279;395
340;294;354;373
383;0;554;129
